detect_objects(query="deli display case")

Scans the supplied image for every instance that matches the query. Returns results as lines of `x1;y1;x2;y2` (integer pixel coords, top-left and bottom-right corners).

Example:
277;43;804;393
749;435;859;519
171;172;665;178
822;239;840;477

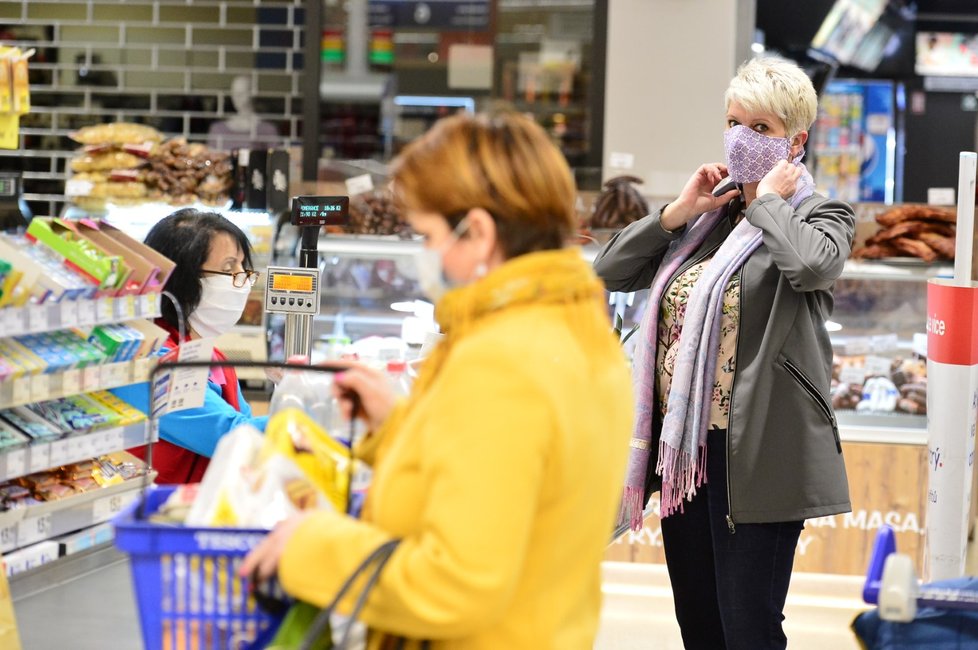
279;196;947;576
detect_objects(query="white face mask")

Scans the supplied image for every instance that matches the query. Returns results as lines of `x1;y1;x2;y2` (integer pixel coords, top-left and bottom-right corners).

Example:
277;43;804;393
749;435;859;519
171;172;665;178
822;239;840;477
412;218;474;303
188;275;251;338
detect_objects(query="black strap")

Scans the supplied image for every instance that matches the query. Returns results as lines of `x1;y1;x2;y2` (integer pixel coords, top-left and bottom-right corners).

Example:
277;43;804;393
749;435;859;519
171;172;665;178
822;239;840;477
299;539;400;650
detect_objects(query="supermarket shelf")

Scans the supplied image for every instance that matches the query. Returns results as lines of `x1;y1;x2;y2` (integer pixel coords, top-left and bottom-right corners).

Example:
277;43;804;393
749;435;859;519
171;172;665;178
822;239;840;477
320;235;421;260
841;259;953;282
0;358;154;409
0;421;152;484
0;293;161;338
837;411;927;446
0;474;153;554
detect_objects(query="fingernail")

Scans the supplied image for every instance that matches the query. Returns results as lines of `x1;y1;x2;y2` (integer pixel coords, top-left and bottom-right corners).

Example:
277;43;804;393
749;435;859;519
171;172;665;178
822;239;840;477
336;372;346;382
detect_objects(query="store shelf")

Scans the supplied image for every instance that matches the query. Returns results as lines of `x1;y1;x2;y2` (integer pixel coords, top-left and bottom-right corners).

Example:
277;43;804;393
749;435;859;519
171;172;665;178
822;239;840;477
0;421;151;484
0;293;161;338
0;474;152;554
0;359;154;409
841;259;953;282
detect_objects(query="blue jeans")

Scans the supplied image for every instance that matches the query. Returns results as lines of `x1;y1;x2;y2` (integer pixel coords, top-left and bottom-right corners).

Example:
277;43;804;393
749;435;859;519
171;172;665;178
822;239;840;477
660;430;804;650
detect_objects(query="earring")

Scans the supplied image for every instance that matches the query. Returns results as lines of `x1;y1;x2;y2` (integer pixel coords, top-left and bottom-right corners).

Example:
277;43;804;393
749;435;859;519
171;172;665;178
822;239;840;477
474;262;488;279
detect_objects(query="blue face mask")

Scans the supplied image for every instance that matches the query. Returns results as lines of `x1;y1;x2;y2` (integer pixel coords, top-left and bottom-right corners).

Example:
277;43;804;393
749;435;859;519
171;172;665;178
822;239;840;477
413;218;471;303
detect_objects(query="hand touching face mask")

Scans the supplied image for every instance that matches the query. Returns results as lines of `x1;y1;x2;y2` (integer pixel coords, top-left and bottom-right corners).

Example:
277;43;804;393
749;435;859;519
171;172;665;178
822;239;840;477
188;275;251;338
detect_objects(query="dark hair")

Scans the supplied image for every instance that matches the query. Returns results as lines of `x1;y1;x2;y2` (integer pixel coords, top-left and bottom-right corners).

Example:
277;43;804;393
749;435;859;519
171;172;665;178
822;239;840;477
144;208;253;331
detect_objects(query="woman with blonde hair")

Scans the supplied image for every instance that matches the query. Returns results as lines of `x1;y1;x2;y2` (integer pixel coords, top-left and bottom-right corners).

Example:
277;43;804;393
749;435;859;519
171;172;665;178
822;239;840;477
242;111;633;649
595;56;855;649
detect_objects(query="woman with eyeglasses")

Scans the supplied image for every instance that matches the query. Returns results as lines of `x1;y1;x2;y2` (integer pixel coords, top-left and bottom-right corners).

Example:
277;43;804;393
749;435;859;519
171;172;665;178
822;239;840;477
113;208;267;484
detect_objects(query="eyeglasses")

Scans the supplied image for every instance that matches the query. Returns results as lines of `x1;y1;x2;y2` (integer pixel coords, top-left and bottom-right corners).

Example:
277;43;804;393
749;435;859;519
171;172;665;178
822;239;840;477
201;269;261;288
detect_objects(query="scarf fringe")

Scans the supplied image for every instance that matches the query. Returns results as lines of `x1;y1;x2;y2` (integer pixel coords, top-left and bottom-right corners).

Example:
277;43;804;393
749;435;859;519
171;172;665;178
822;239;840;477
657;438;709;519
619;486;646;532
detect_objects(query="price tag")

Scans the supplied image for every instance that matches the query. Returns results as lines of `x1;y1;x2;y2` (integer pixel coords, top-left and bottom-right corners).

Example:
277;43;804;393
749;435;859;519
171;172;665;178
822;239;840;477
78;299;96;326
345;173;374;196
93;494;126;522
12;378;30;405
48;439;70;467
60;300;78;327
839;365;869;386
62;369;81;396
98;298;115;322
67;435;89;460
0;524;16;552
18;513;53;546
871;334;900;354
27;304;47;332
845;337;872;356
5;448;26;479
82;366;101;392
865;355;893;377
28;443;51;473
120;294;136;321
134;358;152;383
30;374;52;402
104;363;130;387
5;308;28;336
99;427;124;455
142;293;159;317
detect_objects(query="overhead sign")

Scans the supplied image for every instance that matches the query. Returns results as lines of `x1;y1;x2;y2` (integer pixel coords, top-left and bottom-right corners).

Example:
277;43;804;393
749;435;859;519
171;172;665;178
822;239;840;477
369;0;490;30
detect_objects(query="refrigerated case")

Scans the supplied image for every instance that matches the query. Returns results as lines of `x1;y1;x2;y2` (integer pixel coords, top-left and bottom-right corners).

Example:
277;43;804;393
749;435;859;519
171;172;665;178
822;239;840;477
811;79;904;205
301;232;938;575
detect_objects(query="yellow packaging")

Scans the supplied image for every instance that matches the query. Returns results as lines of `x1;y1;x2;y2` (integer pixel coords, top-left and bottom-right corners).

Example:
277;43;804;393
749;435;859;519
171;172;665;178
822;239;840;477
11;56;28;116
0;56;11;114
261;408;351;513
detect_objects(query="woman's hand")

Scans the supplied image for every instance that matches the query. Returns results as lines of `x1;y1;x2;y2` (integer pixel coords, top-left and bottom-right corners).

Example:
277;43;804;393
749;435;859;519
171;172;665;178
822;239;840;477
757;160;802;200
239;511;312;581
661;163;740;231
331;362;396;432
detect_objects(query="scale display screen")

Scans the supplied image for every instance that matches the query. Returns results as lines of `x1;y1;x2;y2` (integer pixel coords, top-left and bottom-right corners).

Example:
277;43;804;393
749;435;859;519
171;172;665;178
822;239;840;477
265;266;321;315
291;195;350;227
271;274;314;292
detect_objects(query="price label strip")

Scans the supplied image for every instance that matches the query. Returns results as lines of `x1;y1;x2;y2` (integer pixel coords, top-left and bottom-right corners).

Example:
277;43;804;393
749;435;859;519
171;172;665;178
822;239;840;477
93;493;128;522
78;299;96;326
98;298;115;323
5;448;26;480
28;304;48;332
18;513;52;547
28;443;51;473
0;524;16;552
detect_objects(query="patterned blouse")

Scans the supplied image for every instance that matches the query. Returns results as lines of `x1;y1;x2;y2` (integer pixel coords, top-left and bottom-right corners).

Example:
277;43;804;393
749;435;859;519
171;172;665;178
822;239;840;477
655;256;742;431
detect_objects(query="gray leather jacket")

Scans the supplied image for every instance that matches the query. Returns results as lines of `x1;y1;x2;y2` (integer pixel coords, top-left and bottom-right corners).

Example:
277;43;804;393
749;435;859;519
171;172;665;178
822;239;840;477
594;192;854;525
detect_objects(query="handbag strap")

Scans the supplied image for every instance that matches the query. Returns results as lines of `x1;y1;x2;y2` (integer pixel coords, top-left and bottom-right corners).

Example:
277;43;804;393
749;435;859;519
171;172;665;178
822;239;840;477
299;539;400;650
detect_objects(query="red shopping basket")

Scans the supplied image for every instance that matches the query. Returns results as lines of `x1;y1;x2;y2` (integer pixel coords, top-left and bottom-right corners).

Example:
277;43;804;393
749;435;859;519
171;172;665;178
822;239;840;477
113;485;280;650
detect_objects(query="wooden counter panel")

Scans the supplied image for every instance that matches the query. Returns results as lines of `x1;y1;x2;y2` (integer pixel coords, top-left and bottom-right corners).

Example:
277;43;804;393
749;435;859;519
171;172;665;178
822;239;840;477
605;441;928;576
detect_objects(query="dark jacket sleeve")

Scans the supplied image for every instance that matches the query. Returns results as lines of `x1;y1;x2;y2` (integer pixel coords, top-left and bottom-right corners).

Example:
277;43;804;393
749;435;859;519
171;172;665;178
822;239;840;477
745;193;855;292
592;207;685;292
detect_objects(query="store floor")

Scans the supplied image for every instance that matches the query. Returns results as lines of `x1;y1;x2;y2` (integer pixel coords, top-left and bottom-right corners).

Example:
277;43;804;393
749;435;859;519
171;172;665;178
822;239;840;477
10;537;978;648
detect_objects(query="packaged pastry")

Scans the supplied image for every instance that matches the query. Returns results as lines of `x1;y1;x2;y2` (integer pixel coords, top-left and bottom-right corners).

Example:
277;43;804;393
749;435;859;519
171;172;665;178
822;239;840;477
65;476;99;493
17;471;58;491
35;483;77;501
60;460;97;481
0;484;30;502
70;151;146;173
69;122;164;146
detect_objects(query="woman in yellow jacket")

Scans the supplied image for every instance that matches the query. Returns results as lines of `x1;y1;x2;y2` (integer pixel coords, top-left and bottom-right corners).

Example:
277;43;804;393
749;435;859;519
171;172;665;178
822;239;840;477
242;112;633;649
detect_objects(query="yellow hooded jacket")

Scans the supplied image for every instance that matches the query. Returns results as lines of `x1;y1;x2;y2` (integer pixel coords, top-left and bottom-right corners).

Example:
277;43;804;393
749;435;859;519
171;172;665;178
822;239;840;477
278;248;633;649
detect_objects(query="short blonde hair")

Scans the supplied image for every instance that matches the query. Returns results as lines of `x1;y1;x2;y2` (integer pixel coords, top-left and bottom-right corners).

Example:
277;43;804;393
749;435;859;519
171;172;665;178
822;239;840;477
391;111;576;259
724;56;818;137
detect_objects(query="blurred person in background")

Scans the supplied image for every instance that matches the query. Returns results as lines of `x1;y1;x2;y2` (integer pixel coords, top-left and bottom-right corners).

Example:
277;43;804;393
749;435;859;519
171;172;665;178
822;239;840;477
242;111;633;649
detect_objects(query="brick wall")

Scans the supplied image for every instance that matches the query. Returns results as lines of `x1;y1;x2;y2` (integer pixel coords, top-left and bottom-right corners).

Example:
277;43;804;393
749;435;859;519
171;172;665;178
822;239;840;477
0;0;305;217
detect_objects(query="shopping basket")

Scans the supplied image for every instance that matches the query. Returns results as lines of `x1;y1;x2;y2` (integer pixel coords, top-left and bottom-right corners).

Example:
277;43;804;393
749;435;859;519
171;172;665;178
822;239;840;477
113;360;352;650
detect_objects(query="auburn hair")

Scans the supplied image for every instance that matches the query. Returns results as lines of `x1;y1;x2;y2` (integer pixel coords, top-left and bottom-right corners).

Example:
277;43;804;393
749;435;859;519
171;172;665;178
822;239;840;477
391;111;577;259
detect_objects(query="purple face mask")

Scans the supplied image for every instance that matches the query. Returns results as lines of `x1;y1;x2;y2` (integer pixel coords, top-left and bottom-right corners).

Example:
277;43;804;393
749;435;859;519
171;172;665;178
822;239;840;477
723;124;793;183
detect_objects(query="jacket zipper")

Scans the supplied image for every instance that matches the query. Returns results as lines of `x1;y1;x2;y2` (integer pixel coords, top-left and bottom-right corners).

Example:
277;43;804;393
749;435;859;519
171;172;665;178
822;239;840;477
782;357;842;453
725;265;744;535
